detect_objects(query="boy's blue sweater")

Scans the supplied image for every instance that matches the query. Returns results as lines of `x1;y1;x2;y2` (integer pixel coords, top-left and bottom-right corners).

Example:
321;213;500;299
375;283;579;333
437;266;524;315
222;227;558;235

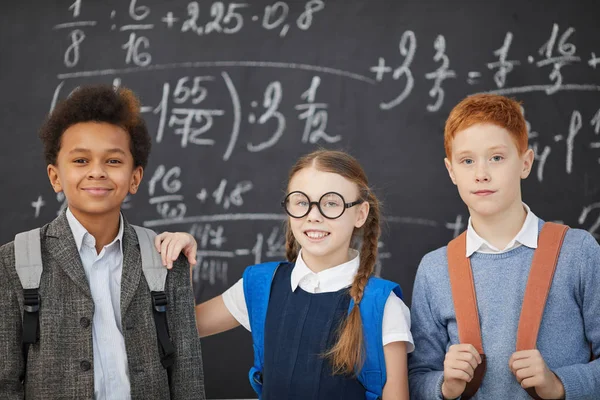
408;221;600;400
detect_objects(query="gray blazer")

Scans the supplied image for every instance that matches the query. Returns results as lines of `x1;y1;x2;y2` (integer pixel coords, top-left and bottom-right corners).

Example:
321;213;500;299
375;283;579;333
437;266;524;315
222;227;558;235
0;212;205;399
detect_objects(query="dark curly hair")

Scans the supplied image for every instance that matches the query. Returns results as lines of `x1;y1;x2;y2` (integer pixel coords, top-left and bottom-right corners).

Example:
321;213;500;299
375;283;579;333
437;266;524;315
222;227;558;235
39;84;151;168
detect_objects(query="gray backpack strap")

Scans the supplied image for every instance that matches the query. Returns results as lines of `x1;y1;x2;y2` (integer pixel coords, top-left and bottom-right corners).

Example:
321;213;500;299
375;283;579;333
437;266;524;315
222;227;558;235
14;228;43;289
14;228;43;381
132;225;167;291
132;225;175;369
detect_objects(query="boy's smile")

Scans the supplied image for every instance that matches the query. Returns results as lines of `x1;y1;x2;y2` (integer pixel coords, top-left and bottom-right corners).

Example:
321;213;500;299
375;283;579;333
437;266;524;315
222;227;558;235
81;187;113;196
47;122;142;223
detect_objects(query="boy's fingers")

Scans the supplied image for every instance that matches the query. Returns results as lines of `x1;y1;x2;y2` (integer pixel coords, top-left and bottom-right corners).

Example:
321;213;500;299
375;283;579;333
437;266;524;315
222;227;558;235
520;376;537;389
463;344;482;364
515;366;535;382
450;343;479;355
446;367;472;382
519;376;541;389
452;343;477;352
449;344;482;365
510;357;531;374
455;351;480;372
509;351;543;376
450;360;475;378
511;350;536;361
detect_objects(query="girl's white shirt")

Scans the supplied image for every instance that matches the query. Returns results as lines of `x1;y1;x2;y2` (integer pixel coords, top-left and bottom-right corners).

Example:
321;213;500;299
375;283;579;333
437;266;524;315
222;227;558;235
222;249;414;351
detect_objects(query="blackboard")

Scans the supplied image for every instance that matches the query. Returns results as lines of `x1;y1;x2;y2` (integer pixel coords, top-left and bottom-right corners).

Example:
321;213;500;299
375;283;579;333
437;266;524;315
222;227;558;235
1;0;599;398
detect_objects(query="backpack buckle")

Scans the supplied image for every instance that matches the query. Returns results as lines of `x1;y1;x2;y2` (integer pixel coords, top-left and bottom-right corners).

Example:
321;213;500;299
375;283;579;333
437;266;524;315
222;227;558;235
151;291;168;313
248;366;263;395
23;289;40;313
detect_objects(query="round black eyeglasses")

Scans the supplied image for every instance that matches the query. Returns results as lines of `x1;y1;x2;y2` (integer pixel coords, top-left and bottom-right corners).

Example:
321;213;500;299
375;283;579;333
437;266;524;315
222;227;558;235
281;191;363;219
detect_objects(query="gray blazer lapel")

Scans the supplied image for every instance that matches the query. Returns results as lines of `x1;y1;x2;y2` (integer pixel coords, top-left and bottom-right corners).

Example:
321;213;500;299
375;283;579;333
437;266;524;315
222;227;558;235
120;220;142;315
45;212;91;299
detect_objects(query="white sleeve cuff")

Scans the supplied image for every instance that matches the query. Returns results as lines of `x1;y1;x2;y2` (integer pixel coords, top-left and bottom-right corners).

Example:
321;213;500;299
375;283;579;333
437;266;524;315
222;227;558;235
383;333;415;352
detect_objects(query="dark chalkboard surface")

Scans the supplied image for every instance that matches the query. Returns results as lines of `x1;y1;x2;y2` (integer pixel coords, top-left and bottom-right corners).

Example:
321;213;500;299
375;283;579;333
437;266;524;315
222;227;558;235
1;0;599;397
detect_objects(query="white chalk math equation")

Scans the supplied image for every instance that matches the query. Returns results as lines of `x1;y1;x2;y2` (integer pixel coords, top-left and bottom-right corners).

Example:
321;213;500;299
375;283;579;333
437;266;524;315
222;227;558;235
55;0;325;70
372;24;600;111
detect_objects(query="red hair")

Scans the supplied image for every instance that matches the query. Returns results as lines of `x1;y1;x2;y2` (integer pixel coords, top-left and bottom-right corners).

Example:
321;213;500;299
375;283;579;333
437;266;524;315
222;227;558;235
444;94;528;158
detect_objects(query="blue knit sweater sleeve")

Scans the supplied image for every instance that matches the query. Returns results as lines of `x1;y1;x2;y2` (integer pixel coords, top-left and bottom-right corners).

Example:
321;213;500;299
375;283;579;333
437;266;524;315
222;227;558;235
408;249;448;400
552;231;600;400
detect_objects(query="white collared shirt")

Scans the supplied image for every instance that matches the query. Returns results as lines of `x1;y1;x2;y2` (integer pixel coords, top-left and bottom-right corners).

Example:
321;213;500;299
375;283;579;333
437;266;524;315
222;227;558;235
222;249;414;351
66;208;131;400
466;203;539;257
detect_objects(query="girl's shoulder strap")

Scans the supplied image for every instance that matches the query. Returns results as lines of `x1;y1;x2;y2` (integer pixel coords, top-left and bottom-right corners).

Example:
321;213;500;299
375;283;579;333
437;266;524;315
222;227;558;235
366;276;403;300
243;262;284;325
243;261;289;397
352;276;403;398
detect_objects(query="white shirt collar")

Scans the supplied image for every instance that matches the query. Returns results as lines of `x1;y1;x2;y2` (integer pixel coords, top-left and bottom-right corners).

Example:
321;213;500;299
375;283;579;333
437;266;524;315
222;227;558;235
66;208;124;254
466;203;539;257
290;248;360;293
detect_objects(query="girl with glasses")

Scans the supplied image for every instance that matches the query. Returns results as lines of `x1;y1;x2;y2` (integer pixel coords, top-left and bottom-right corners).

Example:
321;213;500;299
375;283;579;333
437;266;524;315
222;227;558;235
157;149;413;399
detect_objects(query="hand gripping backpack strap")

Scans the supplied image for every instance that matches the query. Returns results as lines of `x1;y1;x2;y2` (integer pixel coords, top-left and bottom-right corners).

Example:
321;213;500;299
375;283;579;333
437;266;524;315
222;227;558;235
14;228;43;380
351;277;404;400
447;231;487;400
242;261;282;398
133;225;175;369
516;222;568;400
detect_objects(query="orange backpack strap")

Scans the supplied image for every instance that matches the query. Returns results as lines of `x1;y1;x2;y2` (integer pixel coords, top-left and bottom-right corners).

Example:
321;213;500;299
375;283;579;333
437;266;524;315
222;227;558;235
516;222;569;400
516;222;568;351
447;232;486;399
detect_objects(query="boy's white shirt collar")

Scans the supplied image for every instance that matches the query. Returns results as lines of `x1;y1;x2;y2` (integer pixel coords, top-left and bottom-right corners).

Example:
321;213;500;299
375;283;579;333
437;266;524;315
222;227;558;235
291;248;360;293
66;207;124;254
466;203;539;257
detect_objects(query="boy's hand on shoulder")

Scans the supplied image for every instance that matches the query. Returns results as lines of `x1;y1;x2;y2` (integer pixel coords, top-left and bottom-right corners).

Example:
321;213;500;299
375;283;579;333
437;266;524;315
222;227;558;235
441;344;482;399
509;350;565;399
154;231;197;270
